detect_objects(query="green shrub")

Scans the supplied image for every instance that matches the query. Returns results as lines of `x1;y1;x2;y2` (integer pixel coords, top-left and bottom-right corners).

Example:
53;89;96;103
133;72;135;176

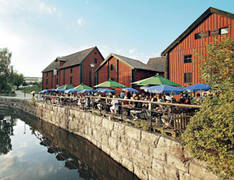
182;38;234;178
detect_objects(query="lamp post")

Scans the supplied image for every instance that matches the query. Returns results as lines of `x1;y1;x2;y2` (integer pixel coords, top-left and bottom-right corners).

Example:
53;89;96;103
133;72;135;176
90;63;95;87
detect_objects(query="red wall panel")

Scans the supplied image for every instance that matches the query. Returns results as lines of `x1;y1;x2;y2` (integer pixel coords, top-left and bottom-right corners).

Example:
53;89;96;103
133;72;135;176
168;14;234;86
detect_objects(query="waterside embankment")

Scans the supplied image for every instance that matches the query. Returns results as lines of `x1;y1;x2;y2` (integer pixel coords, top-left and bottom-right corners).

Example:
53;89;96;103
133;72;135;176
0;97;219;180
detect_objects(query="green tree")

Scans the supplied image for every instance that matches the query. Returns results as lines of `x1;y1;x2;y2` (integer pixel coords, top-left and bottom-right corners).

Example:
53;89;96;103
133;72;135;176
12;72;25;89
0;48;13;92
182;38;234;178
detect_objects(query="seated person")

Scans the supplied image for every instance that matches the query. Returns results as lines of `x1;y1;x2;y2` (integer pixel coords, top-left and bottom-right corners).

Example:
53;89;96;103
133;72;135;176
84;97;91;108
110;95;119;114
97;95;103;110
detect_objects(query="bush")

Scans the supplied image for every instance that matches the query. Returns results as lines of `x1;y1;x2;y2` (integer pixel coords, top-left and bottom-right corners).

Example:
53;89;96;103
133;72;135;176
182;38;234;178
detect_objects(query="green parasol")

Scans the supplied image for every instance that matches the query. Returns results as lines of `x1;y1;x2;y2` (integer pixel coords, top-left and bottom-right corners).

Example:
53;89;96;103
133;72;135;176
74;83;92;90
132;75;183;87
94;80;125;88
57;84;74;90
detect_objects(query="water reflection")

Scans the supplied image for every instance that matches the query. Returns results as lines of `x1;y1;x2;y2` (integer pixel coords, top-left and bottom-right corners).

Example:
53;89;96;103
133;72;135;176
0;113;15;155
0;108;139;180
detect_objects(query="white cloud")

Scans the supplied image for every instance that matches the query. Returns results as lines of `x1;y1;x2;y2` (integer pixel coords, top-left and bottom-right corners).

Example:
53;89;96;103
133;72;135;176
0;0;58;17
0;0;65;77
39;1;57;15
77;17;85;26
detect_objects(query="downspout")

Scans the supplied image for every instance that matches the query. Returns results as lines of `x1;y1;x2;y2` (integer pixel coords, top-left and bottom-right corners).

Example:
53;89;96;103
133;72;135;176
107;61;109;80
164;54;169;79
80;63;83;84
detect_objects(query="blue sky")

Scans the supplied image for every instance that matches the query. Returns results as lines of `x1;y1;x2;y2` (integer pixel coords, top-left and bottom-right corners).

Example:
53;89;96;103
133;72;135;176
0;0;233;77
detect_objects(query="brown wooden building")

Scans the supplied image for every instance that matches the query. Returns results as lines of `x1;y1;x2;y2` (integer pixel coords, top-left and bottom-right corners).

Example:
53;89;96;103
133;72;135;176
147;57;166;76
95;53;162;87
42;47;104;89
161;7;234;86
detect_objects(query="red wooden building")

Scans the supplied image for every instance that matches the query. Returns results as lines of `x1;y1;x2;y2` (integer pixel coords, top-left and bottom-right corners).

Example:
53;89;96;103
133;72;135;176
42;47;104;89
95;53;162;87
161;7;234;86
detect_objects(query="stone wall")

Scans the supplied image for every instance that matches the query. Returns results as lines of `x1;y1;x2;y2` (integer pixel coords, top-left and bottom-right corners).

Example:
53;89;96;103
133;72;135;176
0;97;220;180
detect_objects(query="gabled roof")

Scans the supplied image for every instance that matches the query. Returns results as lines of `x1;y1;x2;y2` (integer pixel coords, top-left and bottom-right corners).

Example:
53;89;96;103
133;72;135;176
59;47;96;69
96;53;156;72
161;7;234;56
42;59;60;72
42;47;97;72
147;57;165;73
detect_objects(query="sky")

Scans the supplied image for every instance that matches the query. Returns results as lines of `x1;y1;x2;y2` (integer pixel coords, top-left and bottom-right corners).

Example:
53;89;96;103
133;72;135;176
0;0;233;77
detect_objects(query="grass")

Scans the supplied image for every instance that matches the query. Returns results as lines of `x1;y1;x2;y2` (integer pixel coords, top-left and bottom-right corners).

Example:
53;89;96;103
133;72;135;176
20;85;42;94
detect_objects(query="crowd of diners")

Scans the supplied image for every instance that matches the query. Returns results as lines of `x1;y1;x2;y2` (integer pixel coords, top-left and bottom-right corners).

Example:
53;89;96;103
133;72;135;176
38;88;214;129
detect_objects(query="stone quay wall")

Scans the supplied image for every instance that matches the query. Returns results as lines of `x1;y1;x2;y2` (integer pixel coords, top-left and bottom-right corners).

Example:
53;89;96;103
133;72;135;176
0;97;220;180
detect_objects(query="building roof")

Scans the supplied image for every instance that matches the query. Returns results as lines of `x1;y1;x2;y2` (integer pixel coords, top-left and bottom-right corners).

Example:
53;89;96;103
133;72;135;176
42;60;60;72
161;7;234;56
59;47;95;69
42;47;96;72
96;53;156;72
147;57;165;72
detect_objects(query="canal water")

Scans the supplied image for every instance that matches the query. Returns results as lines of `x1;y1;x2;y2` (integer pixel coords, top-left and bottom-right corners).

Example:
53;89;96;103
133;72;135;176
0;108;139;180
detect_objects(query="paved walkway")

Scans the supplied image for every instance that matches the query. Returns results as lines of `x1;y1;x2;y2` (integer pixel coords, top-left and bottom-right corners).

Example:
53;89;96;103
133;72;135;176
0;90;33;100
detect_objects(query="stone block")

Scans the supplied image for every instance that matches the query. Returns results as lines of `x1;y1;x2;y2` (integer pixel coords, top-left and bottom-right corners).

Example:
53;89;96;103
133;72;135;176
101;145;110;155
102;118;114;130
110;150;122;164
138;142;150;155
117;142;128;157
113;122;125;133
152;158;164;174
125;126;141;141
122;158;134;172
189;160;219;180
141;130;160;147
133;164;149;180
101;135;109;146
163;165;180;180
156;136;184;160
109;137;118;150
153;147;166;161
110;130;118;139
167;153;188;172
179;171;192;180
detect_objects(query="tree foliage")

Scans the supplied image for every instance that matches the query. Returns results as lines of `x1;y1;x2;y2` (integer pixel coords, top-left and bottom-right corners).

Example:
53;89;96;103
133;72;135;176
0;48;13;91
0;48;25;93
12;72;25;89
182;38;234;178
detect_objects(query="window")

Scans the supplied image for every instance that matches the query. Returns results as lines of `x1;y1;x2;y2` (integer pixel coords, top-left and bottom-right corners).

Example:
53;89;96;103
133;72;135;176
46;79;48;85
70;76;73;84
56;78;59;84
70;68;73;74
110;64;114;71
46;72;48;77
220;27;228;35
195;33;202;39
184;54;192;63
184;72;192;83
94;58;97;63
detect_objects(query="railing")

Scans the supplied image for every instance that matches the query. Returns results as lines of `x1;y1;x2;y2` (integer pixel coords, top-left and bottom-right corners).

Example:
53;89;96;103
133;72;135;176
37;95;201;137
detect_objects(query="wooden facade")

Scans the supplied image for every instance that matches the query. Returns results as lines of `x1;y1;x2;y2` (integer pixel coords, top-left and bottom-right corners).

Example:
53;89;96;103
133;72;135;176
42;47;104;89
96;54;159;87
162;7;234;86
